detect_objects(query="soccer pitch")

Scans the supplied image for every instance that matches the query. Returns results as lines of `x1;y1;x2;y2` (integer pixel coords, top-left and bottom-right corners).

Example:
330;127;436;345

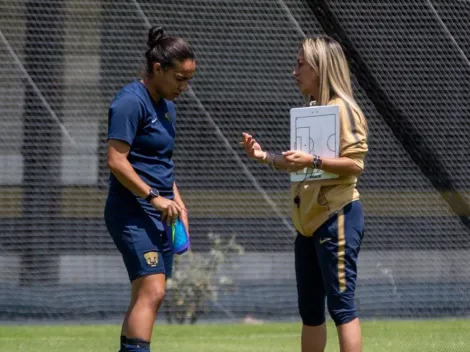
0;320;468;351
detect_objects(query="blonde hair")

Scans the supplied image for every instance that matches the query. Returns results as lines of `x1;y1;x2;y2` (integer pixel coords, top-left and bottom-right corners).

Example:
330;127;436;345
302;36;366;128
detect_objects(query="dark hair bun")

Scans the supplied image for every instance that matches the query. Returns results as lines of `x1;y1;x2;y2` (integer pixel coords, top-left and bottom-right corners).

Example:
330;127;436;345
147;26;165;49
144;25;194;73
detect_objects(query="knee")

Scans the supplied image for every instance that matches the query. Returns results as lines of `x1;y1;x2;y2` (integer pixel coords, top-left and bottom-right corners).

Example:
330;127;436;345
137;280;166;309
150;286;166;306
299;299;326;326
327;294;357;326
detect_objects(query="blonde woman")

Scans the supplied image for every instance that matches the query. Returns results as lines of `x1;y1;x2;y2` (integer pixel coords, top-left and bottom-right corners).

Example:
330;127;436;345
241;35;368;352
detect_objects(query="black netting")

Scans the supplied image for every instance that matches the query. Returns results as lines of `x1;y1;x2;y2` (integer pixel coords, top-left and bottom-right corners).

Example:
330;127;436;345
0;0;469;323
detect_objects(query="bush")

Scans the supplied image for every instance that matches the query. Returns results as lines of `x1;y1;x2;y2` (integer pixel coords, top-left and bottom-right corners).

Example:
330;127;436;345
163;233;244;324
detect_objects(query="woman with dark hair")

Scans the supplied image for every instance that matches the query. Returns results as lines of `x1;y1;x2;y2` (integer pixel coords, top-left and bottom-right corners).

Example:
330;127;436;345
104;25;195;352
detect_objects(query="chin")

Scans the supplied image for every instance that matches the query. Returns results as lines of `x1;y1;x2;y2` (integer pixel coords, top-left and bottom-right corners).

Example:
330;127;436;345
297;87;309;96
168;92;183;101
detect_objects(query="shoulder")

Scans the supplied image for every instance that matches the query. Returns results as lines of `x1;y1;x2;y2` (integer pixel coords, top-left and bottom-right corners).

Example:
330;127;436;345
327;98;350;127
108;83;147;125
110;83;145;110
112;81;145;103
328;97;364;125
328;97;367;144
328;97;348;115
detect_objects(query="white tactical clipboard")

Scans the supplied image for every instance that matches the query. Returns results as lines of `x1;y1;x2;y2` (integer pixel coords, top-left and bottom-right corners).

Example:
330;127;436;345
289;105;340;182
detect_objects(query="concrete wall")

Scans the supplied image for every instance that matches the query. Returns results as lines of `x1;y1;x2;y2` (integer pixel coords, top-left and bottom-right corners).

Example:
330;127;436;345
1;251;468;285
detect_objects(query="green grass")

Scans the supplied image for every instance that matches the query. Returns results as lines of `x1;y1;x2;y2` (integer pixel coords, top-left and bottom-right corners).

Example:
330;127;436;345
0;320;468;351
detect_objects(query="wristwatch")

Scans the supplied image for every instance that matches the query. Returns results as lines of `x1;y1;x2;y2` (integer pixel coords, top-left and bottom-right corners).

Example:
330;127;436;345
145;188;159;203
312;155;323;170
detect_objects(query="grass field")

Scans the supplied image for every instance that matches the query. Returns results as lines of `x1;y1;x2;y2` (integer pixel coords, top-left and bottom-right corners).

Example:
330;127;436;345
0;320;468;351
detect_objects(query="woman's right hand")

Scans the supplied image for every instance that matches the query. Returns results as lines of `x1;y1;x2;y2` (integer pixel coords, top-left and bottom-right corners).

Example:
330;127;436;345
151;196;182;225
241;132;267;162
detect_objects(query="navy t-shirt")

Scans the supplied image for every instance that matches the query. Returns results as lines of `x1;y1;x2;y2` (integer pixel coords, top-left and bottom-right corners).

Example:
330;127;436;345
106;81;176;219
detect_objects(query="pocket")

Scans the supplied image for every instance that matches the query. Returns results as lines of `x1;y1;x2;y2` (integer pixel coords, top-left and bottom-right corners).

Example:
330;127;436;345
317;186;330;209
346;200;365;235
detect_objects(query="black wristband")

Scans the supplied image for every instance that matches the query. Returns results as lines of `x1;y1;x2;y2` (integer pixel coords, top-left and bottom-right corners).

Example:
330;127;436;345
145;188;159;203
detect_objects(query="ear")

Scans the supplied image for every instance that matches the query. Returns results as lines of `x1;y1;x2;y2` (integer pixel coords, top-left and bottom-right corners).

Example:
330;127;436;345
153;62;162;75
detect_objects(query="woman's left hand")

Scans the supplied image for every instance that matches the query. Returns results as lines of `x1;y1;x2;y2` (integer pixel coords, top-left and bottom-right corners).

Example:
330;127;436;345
282;150;313;169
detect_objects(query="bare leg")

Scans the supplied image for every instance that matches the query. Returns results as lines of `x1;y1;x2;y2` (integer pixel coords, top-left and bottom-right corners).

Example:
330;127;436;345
121;278;140;336
121;273;166;341
301;323;327;352
337;318;362;352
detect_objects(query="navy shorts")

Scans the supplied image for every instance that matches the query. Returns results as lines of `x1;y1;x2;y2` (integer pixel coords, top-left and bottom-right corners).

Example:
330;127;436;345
104;197;173;282
295;200;364;326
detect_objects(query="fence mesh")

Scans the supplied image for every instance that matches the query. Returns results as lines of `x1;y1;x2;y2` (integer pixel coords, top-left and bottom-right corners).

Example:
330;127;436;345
0;0;469;322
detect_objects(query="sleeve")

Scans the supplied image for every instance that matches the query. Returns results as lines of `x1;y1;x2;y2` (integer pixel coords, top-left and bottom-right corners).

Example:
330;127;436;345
338;101;368;170
107;93;143;146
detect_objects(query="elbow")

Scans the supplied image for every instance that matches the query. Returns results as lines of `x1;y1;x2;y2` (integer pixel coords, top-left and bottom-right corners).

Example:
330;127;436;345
107;156;121;173
341;156;363;177
106;158;114;171
351;165;363;177
106;140;130;174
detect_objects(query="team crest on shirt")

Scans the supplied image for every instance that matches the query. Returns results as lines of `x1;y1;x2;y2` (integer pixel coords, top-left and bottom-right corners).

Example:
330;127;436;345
144;251;158;267
165;112;171;121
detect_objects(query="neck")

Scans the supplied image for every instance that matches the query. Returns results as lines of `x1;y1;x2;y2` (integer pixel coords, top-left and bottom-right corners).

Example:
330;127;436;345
310;89;318;103
141;77;161;103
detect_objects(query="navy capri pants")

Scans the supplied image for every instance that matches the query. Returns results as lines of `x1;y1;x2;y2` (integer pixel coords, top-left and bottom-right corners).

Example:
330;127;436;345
295;200;364;326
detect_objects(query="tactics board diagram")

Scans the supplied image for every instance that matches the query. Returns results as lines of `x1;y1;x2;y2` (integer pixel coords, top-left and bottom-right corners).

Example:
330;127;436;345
289;105;340;182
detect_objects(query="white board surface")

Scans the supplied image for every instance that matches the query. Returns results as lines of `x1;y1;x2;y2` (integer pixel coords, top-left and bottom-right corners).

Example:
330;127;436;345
289;105;340;182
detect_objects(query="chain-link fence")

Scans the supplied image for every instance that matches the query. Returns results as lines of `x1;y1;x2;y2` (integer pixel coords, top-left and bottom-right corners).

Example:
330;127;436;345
0;0;469;322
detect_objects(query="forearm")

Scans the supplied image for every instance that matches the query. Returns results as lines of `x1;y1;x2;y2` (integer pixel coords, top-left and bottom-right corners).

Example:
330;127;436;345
319;156;362;177
173;181;189;232
261;152;293;171
107;159;150;199
173;182;186;209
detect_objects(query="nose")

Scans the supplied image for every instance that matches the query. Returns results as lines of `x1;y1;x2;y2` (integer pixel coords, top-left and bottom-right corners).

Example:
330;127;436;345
180;82;189;92
293;66;299;78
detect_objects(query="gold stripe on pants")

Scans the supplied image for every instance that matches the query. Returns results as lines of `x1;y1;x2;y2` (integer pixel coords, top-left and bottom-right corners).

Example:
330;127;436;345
337;209;346;292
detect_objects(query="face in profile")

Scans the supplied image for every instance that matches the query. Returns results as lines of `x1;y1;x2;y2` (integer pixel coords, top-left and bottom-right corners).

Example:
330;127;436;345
153;59;196;101
292;48;318;97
